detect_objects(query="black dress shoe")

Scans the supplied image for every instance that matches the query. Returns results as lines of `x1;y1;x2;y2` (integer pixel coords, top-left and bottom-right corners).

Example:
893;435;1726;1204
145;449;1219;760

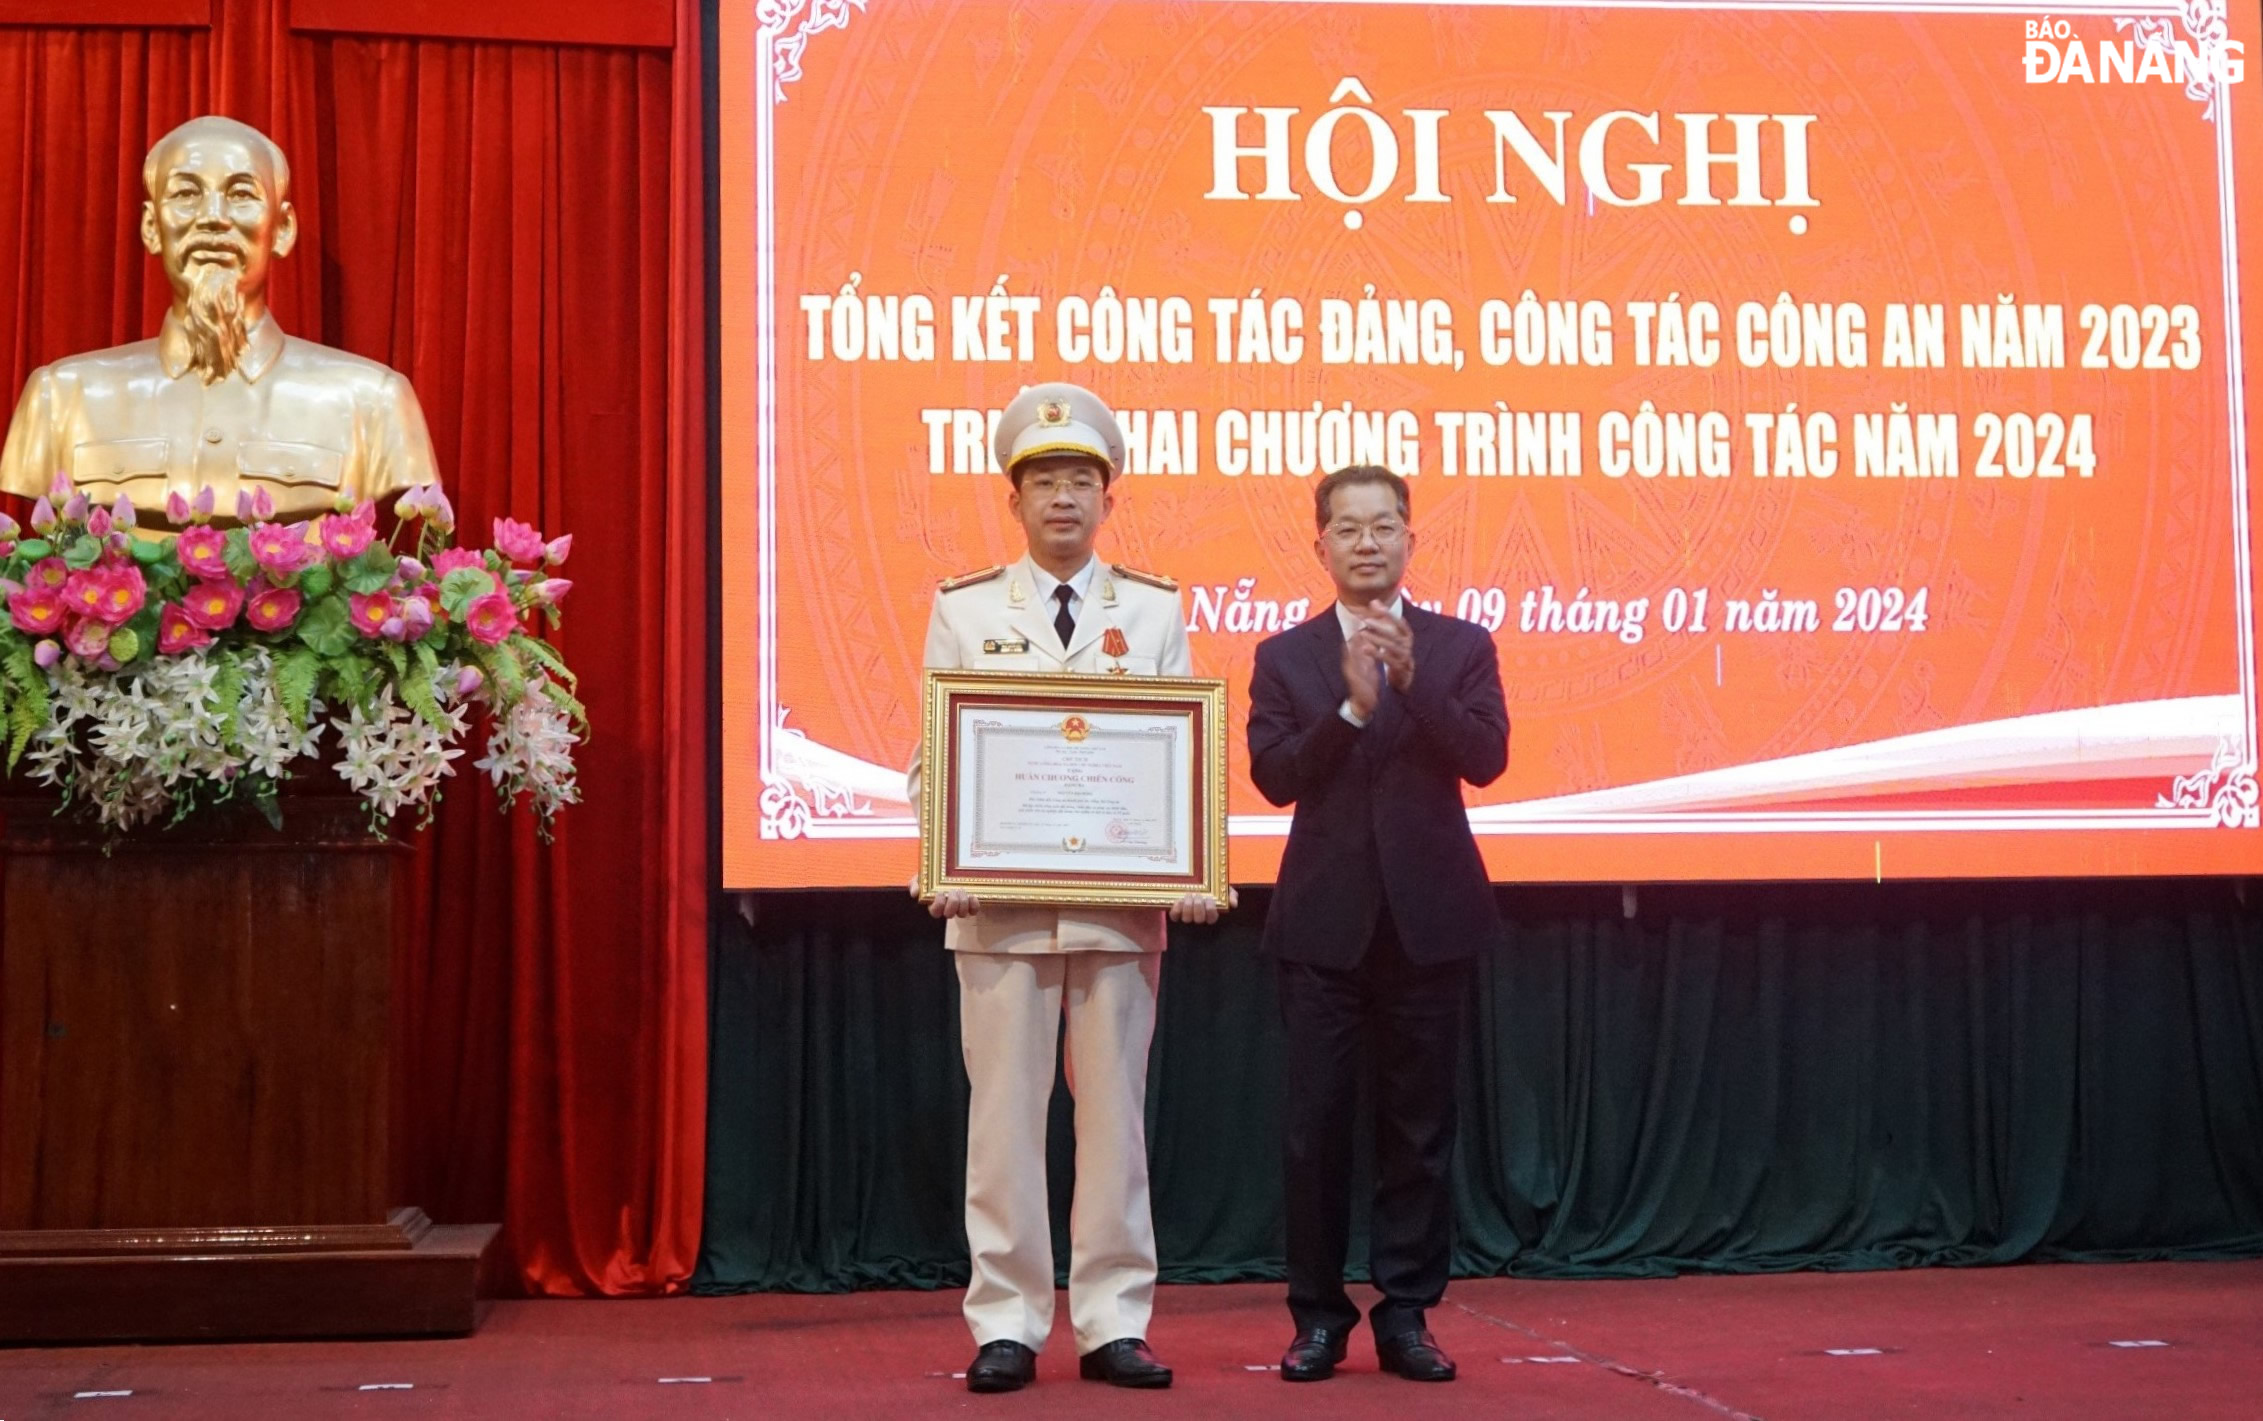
1377;1329;1457;1381
1281;1327;1350;1381
966;1340;1038;1393
1078;1337;1173;1388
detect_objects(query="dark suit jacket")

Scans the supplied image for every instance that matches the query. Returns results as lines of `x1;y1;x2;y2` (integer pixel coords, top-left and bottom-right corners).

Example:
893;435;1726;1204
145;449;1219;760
1249;604;1509;968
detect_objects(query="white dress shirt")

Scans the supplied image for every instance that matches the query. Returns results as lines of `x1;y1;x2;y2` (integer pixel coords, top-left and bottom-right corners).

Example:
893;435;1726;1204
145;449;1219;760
1030;555;1101;639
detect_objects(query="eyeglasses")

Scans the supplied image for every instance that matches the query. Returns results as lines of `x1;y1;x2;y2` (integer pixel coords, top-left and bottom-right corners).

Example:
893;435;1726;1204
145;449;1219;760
1022;473;1106;497
1322;520;1408;548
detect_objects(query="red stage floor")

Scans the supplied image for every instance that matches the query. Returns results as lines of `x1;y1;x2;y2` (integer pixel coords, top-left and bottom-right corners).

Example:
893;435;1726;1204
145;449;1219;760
2;1261;2258;1418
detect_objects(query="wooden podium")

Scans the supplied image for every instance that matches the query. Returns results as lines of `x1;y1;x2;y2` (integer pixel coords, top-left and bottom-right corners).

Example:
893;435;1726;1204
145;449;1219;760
0;795;497;1343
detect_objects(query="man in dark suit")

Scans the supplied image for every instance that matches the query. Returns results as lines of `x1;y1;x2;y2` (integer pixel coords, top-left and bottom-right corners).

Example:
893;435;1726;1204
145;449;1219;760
1247;464;1509;1384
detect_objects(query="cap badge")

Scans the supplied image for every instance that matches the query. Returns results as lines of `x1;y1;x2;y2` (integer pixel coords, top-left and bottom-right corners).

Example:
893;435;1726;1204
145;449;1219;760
1036;398;1072;428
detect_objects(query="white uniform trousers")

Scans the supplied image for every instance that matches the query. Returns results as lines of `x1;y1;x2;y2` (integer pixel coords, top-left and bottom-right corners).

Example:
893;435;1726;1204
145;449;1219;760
957;948;1161;1354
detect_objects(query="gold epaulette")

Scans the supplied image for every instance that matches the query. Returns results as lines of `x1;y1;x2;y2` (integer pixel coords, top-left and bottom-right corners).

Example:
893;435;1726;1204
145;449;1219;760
1110;563;1177;591
938;565;1005;593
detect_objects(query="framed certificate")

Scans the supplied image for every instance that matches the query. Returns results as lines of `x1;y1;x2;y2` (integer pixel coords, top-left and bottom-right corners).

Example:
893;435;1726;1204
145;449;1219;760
918;670;1230;908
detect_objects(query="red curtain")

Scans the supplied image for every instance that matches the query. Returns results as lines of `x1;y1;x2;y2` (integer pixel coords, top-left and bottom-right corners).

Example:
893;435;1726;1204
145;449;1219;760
0;1;708;1296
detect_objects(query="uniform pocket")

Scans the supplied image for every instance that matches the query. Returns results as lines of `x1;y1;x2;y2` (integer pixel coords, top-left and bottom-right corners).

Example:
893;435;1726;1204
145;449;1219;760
240;440;344;488
70;437;171;489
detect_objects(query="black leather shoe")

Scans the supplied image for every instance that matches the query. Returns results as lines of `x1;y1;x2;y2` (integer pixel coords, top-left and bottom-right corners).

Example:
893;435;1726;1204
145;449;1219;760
1281;1327;1350;1381
966;1340;1038;1393
1078;1337;1172;1388
1377;1329;1457;1381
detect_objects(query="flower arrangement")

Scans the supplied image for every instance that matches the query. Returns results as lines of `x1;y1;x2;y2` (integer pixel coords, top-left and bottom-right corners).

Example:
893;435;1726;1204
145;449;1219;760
0;474;585;836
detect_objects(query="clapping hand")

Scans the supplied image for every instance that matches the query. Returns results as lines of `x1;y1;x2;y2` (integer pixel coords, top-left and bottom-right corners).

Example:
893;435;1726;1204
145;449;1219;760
1360;600;1416;692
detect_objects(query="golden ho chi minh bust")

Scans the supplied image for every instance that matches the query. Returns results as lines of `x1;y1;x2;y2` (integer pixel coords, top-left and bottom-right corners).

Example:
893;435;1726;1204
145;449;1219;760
0;116;440;529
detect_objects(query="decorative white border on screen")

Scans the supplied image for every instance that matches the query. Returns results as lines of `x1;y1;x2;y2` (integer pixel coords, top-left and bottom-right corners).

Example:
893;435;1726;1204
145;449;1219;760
745;0;2254;841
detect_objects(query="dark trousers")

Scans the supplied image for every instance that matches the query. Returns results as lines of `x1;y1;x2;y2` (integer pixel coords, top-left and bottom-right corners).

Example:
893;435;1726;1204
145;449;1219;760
1275;914;1472;1340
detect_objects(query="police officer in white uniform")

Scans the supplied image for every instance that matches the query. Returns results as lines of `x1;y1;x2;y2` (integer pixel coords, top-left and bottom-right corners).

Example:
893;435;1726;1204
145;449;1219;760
913;382;1228;1394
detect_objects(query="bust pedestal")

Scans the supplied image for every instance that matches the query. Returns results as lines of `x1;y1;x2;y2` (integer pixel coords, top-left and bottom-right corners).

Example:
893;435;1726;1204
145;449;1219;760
0;794;495;1342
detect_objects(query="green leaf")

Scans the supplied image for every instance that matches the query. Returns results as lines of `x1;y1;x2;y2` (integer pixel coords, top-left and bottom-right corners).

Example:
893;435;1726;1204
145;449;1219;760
332;656;375;712
399;661;447;732
62;535;101;570
4;645;47;767
106;626;141;664
211;654;244;742
130;538;166;565
2;642;35;689
540;678;589;736
475;641;527;710
7;687;39;768
296;594;355;658
222;527;260;583
276;647;321;725
15;538;52;561
299;563;334;599
514;633;578;692
342;546;395;595
438;567;497;619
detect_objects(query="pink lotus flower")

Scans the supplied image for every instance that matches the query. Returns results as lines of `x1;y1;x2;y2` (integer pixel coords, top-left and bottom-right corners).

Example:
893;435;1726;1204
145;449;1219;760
8;586;64;635
531;577;572;607
176;525;231;579
455;665;485;697
192;485;216;522
544;534;572;567
400;595;435;640
86;507;111;538
61;493;87;525
179;578;244;631
0;513;16;541
397;556;427;583
30;497;56;536
110;495;135;530
432;547;485;579
63;616;112;660
61;570;107;620
244;581;303;632
249;522;318;575
158;602;212;655
236;489;257;523
46;471;72;502
87;565;147;624
27;557;68;591
33;639;61;669
395;483;451;524
492;517;545;564
347;591;397;637
464;591;519;645
319;505;377;560
0;540;13;559
166;490;193;525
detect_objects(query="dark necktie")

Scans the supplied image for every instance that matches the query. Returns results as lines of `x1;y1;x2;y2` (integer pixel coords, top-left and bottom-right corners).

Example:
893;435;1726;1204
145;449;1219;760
1052;584;1076;647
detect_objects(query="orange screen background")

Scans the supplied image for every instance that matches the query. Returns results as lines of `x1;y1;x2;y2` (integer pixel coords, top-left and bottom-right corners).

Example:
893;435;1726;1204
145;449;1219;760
721;0;2263;888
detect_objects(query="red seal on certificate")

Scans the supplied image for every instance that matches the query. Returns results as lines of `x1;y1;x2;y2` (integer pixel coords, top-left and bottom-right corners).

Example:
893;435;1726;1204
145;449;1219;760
1061;714;1091;742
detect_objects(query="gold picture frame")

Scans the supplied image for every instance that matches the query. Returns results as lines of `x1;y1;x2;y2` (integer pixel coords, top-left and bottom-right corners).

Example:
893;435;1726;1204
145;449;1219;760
918;669;1230;908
